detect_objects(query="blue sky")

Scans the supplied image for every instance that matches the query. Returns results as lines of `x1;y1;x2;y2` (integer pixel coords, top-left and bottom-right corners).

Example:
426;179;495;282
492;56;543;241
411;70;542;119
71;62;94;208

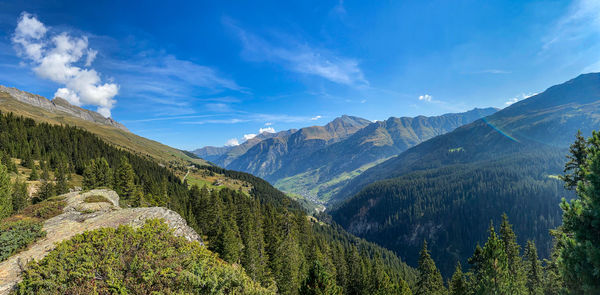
0;0;599;149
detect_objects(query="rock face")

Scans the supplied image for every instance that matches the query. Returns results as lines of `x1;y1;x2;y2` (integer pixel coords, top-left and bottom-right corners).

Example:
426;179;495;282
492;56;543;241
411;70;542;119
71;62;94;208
0;189;201;294
0;85;128;131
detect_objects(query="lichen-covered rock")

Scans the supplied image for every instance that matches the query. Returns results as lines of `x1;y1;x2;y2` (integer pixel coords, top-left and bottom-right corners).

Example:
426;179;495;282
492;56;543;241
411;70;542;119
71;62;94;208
0;189;201;294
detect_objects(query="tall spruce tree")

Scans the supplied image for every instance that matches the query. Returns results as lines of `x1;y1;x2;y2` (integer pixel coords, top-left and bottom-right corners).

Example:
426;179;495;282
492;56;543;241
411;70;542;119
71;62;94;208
115;156;136;199
11;178;28;213
299;260;342;295
561;130;588;190
0;163;13;219
471;223;509;294
449;264;468;295
28;164;38;181
415;240;446;295
94;157;112;188
559;132;600;294
499;214;526;294
524;240;542;295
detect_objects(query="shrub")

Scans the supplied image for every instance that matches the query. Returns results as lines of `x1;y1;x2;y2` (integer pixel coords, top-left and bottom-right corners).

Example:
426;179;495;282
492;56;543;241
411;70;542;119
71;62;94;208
0;219;45;262
15;219;274;295
18;199;65;220
83;195;110;203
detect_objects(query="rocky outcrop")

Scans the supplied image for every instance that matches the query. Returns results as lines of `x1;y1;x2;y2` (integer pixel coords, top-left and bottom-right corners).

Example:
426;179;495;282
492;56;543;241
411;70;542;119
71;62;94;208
0;85;128;131
0;189;201;294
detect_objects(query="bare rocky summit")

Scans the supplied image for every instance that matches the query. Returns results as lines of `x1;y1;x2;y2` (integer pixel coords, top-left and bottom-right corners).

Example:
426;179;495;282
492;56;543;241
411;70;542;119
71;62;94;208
0;189;201;294
0;85;128;131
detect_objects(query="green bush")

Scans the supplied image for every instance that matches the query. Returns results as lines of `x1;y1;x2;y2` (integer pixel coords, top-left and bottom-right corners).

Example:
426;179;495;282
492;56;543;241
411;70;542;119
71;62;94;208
14;219;274;295
0;219;45;262
18;199;65;220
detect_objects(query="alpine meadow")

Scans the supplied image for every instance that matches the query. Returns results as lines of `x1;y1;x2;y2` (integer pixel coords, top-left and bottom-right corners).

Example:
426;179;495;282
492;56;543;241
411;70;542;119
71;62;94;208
1;1;600;294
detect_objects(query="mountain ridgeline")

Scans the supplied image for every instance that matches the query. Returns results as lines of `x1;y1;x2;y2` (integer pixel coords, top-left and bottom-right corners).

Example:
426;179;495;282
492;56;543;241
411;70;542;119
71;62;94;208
0;108;416;294
194;108;497;203
329;73;600;276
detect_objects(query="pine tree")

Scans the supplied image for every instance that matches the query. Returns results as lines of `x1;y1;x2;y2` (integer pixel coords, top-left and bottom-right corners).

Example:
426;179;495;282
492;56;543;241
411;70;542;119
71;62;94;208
559;138;600;294
34;180;54;203
299;260;342;295
82;160;96;190
542;232;564;295
471;223;509;295
415;240;446;295
115;156;136;199
1;152;16;173
215;213;243;263
449;264;468;295
94;157;112;187
11;178;28;213
524;240;542;295
561;130;588;190
28;164;39;181
54;163;69;195
0;163;13;219
499;213;526;294
40;160;50;180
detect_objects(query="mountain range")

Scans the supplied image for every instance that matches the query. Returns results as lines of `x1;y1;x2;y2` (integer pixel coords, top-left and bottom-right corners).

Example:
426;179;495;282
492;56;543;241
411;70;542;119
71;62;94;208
194;108;497;203
328;73;600;275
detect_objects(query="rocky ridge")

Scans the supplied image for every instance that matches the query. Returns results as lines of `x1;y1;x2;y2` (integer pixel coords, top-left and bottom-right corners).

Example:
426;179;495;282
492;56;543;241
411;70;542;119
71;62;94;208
0;85;128;131
0;189;201;294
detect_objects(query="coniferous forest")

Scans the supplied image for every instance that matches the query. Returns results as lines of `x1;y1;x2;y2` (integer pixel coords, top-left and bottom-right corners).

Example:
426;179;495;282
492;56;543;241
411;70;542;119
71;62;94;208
0;111;415;294
1;109;600;293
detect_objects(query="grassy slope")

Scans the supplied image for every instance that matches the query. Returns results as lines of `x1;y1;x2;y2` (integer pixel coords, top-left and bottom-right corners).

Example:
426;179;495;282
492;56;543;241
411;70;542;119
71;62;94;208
0;92;207;166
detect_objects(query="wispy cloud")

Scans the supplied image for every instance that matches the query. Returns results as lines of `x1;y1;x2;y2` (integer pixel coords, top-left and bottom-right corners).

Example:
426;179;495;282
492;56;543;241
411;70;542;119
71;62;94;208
12;12;118;117
311;115;322;120
225;138;240;146
224;18;367;86
543;0;600;51
476;69;511;74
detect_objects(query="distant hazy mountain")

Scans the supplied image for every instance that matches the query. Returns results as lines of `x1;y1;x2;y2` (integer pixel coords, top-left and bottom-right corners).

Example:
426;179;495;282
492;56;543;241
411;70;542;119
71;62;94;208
193;109;496;203
329;73;600;275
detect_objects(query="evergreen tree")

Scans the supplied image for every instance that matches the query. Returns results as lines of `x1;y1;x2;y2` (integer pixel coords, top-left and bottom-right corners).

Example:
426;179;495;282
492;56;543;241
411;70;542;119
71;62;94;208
115;156;136;199
449;264;468;295
28;164;38;181
299;260;342;295
561;130;588;190
54;163;69;195
415;241;446;295
34;180;54;203
1;152;16;173
82;160;96;190
215;214;243;263
94;157;112;187
471;223;509;295
0;163;13;219
559;137;600;294
499;214;526;294
523;240;542;295
40;160;50;180
542;232;564;295
11;178;28;213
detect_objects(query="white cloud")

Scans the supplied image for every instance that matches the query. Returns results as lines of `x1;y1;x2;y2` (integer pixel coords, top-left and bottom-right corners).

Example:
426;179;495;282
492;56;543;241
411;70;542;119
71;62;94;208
225;138;240;146
265;122;273;126
311;115;322;121
360;99;367;103
226;18;367;86
418;94;433;102
543;0;600;51
243;133;257;140
505;92;538;106
259;127;276;133
12;12;119;117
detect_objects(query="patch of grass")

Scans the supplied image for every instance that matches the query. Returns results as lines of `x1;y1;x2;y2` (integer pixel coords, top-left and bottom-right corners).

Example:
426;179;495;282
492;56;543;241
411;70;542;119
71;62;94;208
83;195;110;203
11;199;66;222
0;219;45;262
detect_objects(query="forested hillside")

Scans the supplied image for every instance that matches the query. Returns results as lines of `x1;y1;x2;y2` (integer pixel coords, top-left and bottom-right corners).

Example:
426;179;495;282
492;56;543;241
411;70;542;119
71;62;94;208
329;73;600;277
0;111;415;294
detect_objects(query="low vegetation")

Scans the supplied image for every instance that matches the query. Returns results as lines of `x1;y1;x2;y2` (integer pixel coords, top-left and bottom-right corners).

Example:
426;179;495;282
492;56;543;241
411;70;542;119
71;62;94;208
83;195;110;203
0;219;45;262
14;219;273;294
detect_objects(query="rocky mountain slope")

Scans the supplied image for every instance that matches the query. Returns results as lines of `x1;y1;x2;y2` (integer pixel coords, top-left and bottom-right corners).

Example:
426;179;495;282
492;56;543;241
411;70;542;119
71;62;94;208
194;109;496;204
0;86;205;166
0;189;200;294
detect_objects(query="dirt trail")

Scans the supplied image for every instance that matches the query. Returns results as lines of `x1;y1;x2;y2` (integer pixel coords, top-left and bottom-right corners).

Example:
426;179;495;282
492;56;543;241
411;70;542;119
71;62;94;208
0;189;201;294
